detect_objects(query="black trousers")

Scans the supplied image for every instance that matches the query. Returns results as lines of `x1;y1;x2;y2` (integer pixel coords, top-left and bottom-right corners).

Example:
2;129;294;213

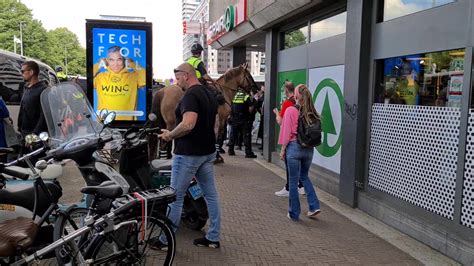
228;122;252;155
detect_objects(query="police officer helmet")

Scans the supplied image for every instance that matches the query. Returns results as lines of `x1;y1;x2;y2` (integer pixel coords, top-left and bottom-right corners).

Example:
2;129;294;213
191;43;204;54
55;66;63;72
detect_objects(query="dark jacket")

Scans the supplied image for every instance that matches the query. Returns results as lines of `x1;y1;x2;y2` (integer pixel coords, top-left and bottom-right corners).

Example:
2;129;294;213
231;91;252;124
18;81;48;135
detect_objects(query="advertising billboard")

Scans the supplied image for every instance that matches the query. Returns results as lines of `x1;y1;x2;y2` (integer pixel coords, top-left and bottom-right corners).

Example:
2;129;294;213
86;20;152;124
308;65;345;174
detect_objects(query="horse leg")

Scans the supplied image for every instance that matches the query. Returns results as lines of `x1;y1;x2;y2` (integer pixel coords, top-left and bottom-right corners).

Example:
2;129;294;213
213;110;226;164
216;119;227;153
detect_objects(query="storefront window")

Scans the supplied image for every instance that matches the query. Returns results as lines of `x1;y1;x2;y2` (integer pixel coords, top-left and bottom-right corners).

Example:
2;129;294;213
375;48;465;107
310;12;346;42
383;0;456;21
283;25;308;50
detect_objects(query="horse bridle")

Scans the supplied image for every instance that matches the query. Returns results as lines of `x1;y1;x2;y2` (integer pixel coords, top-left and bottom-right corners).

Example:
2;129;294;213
243;70;259;94
211;68;258;108
216;70;257;94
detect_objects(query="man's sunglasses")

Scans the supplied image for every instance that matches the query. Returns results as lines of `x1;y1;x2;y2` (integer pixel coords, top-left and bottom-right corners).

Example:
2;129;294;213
20;69;31;73
173;69;188;74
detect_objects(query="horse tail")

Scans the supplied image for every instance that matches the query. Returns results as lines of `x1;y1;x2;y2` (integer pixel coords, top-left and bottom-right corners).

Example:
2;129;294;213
149;89;167;160
151;89;166;129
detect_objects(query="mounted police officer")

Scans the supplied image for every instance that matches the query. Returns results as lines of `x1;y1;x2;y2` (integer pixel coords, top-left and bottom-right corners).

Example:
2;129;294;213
187;43;212;84
227;89;257;158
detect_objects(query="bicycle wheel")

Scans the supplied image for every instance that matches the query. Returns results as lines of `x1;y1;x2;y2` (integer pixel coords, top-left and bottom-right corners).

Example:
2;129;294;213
54;207;90;265
89;214;175;265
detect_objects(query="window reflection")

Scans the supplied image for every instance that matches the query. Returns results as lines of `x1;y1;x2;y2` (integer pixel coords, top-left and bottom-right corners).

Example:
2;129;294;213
383;0;456;21
310;12;346;42
283;25;308;50
375;49;465;107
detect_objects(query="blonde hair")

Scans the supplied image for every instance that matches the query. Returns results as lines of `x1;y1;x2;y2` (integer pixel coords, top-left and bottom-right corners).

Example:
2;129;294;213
295;84;320;123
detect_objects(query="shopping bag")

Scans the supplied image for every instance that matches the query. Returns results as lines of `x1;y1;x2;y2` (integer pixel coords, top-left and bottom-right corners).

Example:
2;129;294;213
4;120;20;147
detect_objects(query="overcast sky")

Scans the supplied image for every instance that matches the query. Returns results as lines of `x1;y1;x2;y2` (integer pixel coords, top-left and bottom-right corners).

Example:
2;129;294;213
21;0;183;79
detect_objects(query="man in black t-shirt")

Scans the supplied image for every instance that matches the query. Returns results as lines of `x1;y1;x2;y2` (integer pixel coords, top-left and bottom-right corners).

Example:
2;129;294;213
156;63;221;249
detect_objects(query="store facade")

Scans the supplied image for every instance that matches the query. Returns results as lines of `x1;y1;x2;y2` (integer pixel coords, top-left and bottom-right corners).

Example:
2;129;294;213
209;0;474;263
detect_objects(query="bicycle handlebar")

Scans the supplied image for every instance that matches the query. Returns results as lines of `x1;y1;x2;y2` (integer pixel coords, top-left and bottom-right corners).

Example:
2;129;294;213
0;165;30;180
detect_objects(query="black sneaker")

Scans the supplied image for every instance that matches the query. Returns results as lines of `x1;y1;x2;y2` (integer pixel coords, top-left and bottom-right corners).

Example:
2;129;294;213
214;156;224;164
218;147;226;154
149;238;168;251
245;153;257;158
193;237;220;248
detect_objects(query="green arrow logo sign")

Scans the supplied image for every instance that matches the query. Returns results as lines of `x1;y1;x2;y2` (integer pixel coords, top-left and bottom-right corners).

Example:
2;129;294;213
313;78;344;157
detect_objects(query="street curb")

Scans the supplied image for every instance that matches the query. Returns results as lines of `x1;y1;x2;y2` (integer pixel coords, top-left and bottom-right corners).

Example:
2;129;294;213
253;158;459;266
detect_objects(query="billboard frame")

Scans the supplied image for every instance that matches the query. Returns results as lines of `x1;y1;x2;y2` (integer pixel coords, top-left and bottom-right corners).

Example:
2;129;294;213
86;19;153;127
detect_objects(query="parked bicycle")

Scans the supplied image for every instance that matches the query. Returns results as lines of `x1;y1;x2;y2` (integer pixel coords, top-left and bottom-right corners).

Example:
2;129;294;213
14;185;176;265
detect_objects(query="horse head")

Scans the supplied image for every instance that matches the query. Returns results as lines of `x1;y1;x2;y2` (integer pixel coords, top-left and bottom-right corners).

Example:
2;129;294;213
237;63;259;95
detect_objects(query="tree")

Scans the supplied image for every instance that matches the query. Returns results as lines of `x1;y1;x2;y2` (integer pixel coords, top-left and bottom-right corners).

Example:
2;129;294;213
284;29;307;49
0;0;85;75
0;0;47;58
45;28;86;76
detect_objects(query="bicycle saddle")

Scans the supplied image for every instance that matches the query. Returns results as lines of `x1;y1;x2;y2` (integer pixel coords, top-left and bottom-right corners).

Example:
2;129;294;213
81;182;123;199
0;217;38;256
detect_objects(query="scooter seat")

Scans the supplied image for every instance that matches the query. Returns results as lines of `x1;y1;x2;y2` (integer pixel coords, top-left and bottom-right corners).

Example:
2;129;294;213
0;147;14;154
0;217;38;256
81;184;123;199
151;159;172;171
4;164;63;180
0;181;62;216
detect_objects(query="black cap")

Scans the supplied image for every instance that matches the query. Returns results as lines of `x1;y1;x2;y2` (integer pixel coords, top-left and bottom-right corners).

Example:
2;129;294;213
191;43;203;54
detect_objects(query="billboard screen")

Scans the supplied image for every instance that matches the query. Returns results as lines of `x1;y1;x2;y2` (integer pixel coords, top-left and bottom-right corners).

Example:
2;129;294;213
86;20;152;124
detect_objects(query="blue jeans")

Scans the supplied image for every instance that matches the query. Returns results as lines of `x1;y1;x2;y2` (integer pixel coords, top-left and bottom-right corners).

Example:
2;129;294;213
161;152;221;242
286;141;320;220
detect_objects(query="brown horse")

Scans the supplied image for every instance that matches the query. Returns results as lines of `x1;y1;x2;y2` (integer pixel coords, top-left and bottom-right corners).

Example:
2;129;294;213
149;63;258;159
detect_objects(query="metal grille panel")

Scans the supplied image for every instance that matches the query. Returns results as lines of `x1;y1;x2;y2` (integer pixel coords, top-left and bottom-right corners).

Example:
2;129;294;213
369;104;460;220
462;109;474;228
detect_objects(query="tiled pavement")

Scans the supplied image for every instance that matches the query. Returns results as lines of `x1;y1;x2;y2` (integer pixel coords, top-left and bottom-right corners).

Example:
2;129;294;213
60;153;421;265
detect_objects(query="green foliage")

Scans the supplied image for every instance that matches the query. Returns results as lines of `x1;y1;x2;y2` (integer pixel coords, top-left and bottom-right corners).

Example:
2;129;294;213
0;0;85;75
0;0;36;52
284;29;307;49
45;28;86;76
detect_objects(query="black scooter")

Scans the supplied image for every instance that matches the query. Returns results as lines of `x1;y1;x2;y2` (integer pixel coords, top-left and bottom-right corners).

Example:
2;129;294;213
116;114;209;230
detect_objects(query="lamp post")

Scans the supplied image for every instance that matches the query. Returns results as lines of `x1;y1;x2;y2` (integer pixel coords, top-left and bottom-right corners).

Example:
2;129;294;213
19;21;25;56
64;44;68;76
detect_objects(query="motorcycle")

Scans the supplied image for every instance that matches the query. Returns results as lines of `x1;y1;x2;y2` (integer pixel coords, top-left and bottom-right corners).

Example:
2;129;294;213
0;133;63;224
39;82;207;231
39;83;131;196
0;134;63;261
115;114;209;230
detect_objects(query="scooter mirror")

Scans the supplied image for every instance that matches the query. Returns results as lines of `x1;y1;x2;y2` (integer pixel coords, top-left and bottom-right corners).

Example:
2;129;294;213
39;132;49;142
35;160;48;171
103;111;116;125
148;113;157;122
99;109;109;121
